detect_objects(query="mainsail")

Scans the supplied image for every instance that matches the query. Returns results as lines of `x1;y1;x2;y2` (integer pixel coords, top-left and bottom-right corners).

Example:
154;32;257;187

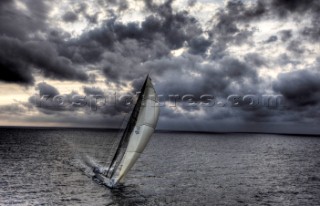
94;75;160;188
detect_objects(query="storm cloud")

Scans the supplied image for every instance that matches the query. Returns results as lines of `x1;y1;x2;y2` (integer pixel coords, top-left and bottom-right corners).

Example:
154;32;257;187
0;0;88;85
0;0;319;134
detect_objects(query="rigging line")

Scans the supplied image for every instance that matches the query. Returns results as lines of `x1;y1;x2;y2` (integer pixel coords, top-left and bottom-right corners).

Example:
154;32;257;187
109;120;135;178
105;109;138;177
103;92;131;167
105;88;137;169
107;102;139;178
106;76;149;178
105;113;128;167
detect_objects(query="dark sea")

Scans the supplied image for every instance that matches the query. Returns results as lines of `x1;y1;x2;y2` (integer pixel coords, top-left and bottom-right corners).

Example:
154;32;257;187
0;128;320;206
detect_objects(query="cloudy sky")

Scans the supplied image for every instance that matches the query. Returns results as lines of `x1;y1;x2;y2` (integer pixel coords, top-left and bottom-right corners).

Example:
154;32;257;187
0;0;319;134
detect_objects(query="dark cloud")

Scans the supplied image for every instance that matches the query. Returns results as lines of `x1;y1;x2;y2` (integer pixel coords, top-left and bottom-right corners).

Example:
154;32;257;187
264;35;278;43
0;55;34;85
28;82;64;114
269;68;320;126
254;0;320;43
26;82;133;118
28;82;91;115
301;24;320;41
62;11;78;22
0;1;89;85
237;0;320;20
147;55;259;100
0;36;88;84
83;86;105;96
75;3;99;24
276;53;300;66
244;53;267;68
213;0;320;47
142;0;204;49
0;103;27;115
269;0;320;42
188;0;196;7
36;82;60;97
188;36;211;55
0;0;48;40
273;69;320;107
270;0;319;17
287;40;306;54
207;0;259;60
63;0;204;87
201;0;319;60
279;30;292;42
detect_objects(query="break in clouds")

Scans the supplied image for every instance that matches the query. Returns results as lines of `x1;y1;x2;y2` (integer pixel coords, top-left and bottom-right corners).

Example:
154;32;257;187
0;0;319;133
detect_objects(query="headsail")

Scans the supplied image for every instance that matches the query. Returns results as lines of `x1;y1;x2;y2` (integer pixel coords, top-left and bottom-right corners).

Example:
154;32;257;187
94;75;160;188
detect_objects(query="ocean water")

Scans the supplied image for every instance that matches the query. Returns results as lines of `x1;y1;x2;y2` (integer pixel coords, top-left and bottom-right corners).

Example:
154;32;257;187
0;128;320;206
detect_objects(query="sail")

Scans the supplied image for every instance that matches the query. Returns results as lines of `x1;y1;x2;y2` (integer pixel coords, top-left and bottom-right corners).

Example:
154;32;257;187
105;77;149;178
95;76;160;188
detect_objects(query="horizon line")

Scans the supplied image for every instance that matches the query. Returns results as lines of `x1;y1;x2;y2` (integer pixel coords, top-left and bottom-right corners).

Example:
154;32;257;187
0;125;319;137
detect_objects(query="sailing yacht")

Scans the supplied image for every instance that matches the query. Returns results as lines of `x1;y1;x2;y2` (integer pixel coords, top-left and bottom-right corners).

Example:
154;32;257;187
94;75;160;188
